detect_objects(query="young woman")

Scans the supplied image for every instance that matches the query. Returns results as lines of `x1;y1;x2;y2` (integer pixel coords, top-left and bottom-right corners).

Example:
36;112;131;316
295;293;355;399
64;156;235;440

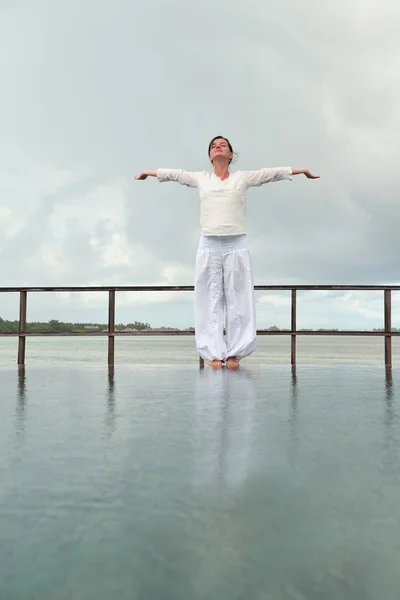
134;136;319;369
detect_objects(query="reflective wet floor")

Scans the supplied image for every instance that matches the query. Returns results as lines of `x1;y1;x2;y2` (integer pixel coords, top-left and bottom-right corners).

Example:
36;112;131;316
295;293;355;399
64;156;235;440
1;365;400;599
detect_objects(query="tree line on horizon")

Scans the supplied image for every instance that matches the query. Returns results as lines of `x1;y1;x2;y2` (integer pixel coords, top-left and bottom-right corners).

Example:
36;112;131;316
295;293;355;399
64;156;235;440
0;317;151;334
1;317;398;334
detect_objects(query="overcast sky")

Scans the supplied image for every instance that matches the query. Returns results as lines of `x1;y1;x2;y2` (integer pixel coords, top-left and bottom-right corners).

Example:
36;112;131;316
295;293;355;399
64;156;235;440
1;0;400;330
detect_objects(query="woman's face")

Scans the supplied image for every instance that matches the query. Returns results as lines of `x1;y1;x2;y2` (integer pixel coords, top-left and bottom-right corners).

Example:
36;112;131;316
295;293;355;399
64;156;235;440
209;138;233;164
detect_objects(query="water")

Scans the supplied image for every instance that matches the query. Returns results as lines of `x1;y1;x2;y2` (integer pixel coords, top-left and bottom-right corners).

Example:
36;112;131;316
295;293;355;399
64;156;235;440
1;335;400;366
1;361;400;599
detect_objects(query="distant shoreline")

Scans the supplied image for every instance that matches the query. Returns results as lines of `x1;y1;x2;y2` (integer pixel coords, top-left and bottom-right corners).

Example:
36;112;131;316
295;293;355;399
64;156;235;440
1;317;397;335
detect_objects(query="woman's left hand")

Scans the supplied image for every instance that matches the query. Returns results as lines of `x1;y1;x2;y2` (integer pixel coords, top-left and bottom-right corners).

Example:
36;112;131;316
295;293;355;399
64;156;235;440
304;169;320;179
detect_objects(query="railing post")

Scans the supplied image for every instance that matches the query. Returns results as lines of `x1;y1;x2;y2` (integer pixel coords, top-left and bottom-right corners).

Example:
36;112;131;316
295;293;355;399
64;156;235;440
384;289;392;367
291;289;297;366
108;290;115;366
17;290;27;366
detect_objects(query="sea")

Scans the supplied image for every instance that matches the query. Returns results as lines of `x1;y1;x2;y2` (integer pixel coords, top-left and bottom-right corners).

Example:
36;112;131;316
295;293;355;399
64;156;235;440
1;336;400;599
1;334;400;366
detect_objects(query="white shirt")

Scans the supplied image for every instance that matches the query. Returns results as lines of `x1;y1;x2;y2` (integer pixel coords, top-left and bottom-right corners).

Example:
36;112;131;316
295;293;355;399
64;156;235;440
157;167;292;236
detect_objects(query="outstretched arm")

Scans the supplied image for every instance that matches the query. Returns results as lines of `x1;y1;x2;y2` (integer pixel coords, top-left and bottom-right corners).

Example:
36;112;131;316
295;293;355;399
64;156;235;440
241;167;319;188
134;169;200;188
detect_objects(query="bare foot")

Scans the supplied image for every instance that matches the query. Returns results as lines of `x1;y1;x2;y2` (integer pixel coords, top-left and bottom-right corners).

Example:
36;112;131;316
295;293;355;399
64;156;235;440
209;359;223;369
226;357;239;370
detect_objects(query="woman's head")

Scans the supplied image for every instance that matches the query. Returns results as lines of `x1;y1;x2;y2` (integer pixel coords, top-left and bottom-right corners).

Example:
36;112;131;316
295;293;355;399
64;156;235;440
208;136;234;165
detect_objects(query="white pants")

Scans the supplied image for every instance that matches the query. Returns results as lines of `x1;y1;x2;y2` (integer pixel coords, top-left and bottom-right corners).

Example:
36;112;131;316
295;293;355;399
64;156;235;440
194;234;256;362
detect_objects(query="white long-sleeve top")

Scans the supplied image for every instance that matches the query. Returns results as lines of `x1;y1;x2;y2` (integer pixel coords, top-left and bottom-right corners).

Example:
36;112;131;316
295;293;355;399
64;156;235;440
157;167;292;236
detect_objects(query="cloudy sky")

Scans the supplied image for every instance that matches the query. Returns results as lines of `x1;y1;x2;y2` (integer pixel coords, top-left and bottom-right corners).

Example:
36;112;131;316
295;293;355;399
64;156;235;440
1;0;400;330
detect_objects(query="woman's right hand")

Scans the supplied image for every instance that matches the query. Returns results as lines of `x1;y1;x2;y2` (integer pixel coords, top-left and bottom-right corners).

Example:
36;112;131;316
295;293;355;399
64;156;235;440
134;172;148;180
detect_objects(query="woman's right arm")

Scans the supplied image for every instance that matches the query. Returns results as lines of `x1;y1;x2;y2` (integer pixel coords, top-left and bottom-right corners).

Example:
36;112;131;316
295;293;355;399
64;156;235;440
134;169;200;187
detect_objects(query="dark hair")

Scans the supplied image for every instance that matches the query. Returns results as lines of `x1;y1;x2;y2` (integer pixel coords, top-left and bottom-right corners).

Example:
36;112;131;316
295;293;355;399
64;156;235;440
208;136;236;164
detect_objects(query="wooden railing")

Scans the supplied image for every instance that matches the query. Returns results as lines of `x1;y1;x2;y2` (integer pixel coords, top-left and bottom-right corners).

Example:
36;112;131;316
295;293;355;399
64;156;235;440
0;285;399;367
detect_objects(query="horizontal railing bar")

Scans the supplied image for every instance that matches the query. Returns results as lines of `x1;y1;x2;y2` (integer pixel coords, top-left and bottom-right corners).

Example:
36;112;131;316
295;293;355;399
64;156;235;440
1;285;400;293
0;286;194;292
1;330;400;338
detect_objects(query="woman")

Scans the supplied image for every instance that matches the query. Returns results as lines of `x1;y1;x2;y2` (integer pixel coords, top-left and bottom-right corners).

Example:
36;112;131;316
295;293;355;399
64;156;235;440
134;136;319;369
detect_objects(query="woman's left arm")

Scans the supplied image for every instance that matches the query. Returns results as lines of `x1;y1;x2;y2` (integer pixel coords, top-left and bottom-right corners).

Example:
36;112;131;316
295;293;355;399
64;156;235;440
241;167;319;187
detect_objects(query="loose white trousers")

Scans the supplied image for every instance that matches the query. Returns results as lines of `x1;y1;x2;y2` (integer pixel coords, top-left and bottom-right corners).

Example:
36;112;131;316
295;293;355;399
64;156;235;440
194;234;256;362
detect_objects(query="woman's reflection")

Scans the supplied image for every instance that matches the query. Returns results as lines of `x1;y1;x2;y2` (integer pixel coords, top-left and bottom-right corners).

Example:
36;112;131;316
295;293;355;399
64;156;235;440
192;368;256;491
